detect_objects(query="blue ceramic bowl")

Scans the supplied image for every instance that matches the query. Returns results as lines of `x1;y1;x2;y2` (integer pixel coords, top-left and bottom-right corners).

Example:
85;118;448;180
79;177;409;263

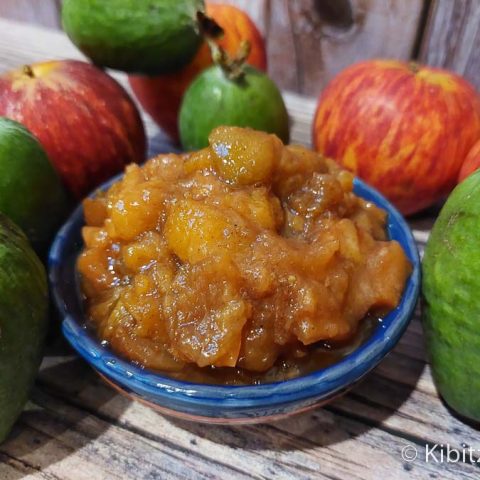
49;176;420;424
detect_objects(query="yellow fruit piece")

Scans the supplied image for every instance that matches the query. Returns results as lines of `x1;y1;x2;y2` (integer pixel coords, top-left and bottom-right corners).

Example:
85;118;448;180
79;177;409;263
110;186;164;241
224;188;283;231
209;126;281;185
165;199;247;263
122;232;166;272
184;148;213;174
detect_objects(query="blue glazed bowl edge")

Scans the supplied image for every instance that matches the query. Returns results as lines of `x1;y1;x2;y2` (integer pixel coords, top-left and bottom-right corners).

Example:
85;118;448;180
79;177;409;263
49;175;421;416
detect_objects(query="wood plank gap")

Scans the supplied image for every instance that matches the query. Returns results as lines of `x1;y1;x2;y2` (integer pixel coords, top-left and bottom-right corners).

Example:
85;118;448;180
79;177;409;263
34;378;397;479
325;402;480;470
15;421;178;480
285;0;302;92
256;423;365;470
0;450;63;480
411;0;434;59
371;369;432;397
32;382;264;480
344;391;436;429
21;392;241;480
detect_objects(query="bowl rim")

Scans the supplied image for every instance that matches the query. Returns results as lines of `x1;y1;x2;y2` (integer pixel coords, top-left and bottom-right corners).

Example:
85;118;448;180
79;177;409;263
49;175;420;408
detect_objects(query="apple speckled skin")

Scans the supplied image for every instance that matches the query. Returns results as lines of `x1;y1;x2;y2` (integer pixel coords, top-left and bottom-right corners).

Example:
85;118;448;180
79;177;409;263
0;60;146;199
313;60;480;215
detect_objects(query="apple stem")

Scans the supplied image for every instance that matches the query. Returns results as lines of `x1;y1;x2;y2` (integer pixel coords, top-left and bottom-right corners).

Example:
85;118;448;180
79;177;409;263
408;62;420;74
22;65;35;78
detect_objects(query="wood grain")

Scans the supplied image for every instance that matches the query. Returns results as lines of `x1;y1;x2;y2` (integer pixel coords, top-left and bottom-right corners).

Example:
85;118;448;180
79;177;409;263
0;0;426;96
210;0;425;95
0;18;477;480
0;0;60;28
0;16;315;152
3;316;479;480
419;0;480;89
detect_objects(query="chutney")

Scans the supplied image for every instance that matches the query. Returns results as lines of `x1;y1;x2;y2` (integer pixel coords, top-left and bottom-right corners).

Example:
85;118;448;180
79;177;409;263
78;126;411;384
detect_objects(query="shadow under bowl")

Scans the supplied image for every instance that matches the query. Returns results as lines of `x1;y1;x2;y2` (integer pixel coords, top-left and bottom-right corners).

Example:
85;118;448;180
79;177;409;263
49;176;420;424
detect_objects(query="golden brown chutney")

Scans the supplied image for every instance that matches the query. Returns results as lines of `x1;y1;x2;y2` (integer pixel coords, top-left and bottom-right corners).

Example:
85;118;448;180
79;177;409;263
78;126;412;385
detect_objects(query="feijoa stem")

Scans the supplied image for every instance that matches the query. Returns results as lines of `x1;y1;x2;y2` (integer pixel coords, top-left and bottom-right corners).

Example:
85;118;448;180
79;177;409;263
208;39;251;81
196;10;251;81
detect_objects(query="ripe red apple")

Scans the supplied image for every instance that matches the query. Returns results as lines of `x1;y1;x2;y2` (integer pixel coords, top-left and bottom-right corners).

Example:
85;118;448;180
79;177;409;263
0;60;146;198
458;139;480;182
129;2;267;142
313;60;480;215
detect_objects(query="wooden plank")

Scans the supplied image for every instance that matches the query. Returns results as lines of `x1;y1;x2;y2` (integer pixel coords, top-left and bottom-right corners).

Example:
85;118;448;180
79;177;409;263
0;17;477;480
2;366;477;480
35;319;480;454
0;17;315;152
0;0;425;95
210;0;426;95
26;317;477;475
0;450;60;480
0;18;176;158
0;0;60;29
0;17;319;164
3;391;253;480
419;0;480;90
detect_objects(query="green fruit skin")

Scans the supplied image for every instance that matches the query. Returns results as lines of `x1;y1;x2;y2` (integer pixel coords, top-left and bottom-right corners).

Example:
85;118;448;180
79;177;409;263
62;0;204;74
179;65;290;150
423;169;480;421
0;118;68;254
0;213;48;442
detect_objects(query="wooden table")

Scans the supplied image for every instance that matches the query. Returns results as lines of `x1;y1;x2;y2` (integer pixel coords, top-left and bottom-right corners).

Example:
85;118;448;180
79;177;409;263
0;18;479;480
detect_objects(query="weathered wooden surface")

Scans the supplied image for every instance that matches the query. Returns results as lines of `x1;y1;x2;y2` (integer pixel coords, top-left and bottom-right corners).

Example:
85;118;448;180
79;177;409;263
0;0;426;96
213;0;426;95
419;0;480;90
4;0;480;94
0;18;479;480
0;0;60;29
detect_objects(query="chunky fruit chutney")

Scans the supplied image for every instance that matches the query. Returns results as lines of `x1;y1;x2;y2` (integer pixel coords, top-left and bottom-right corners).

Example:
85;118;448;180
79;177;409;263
78;126;411;385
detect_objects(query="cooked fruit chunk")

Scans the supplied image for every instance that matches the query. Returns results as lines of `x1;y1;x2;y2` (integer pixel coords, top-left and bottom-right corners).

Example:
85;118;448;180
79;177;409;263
209;126;281;186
